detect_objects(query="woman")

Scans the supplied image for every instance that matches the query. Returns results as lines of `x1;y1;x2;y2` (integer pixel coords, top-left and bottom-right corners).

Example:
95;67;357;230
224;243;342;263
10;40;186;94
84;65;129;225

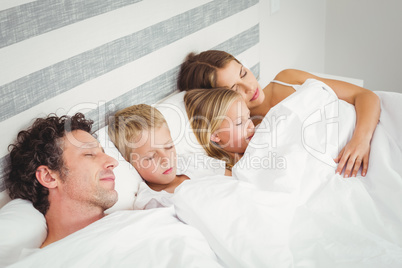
178;50;380;178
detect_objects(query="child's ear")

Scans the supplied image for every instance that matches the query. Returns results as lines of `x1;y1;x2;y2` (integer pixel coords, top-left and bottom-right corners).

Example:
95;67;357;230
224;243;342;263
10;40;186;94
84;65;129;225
210;133;221;143
36;165;58;189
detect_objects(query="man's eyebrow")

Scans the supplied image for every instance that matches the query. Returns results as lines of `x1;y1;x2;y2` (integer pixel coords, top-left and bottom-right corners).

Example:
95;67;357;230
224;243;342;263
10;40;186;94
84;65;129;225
80;142;100;149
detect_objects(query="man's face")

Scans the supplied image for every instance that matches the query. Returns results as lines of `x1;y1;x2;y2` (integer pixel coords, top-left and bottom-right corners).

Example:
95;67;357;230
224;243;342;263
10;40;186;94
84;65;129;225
58;130;119;210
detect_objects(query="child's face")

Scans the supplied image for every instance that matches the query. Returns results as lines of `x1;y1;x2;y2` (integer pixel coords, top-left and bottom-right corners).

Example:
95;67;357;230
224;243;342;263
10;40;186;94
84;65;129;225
129;124;177;186
211;98;255;154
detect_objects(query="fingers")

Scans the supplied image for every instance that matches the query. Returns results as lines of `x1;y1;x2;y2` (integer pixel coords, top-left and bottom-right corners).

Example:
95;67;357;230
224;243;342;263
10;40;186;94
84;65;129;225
342;154;355;178
349;157;362;178
335;151;369;178
361;154;369;177
334;148;347;175
334;148;344;164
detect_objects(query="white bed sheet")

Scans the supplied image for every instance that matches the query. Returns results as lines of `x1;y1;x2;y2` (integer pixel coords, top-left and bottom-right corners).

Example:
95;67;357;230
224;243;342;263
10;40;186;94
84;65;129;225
172;79;402;267
9;207;223;268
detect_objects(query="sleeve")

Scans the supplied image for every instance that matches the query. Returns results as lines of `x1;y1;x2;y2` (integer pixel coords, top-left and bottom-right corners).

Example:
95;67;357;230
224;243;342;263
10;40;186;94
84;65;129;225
177;153;227;180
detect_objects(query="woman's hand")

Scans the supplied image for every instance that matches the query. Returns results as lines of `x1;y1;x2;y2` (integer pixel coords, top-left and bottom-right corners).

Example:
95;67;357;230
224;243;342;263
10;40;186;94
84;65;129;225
275;69;380;178
334;136;371;177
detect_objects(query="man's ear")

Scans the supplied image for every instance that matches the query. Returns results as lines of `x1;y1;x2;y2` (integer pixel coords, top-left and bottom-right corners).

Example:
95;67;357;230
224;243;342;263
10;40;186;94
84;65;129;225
36;165;58;189
210;132;221;143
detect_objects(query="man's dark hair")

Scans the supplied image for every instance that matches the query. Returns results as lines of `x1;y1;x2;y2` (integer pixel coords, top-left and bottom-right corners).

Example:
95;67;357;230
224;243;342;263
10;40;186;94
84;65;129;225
5;113;94;215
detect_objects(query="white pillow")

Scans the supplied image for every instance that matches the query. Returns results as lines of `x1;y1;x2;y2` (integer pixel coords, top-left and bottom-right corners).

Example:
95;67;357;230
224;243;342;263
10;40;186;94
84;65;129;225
154;91;206;156
96;126;143;213
0;199;47;267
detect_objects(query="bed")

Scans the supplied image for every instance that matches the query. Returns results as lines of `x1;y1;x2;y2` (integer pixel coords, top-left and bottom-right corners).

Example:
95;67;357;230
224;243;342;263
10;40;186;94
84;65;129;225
1;1;402;267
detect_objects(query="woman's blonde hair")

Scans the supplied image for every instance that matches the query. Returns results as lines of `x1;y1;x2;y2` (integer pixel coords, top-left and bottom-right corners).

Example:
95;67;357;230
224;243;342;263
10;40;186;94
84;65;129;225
108;104;167;162
178;50;239;92
184;88;241;170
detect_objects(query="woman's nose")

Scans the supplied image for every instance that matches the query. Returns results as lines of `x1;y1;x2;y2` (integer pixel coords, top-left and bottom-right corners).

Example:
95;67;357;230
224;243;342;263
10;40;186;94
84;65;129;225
241;79;254;92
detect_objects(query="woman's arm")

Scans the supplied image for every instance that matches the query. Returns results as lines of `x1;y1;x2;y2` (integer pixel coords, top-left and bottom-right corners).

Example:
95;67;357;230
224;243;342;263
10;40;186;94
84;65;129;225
275;69;381;177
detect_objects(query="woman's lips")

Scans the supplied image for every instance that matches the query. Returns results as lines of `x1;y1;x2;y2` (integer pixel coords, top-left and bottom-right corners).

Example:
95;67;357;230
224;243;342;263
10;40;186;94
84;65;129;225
250;88;259;101
247;134;254;140
163;168;173;175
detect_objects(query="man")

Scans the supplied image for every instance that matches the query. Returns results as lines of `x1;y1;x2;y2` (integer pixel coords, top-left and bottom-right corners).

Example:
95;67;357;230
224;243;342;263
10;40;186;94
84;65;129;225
5;113;118;247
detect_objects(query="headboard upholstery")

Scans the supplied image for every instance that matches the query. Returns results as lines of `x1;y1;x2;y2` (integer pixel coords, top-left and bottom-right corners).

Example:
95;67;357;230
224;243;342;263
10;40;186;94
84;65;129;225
0;0;260;205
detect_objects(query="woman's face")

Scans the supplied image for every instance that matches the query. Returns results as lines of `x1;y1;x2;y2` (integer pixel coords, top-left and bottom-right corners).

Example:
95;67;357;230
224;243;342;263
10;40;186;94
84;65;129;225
211;98;255;154
216;60;265;111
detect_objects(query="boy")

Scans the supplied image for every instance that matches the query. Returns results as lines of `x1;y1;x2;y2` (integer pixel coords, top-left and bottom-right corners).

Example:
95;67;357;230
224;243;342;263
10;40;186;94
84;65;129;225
108;104;228;209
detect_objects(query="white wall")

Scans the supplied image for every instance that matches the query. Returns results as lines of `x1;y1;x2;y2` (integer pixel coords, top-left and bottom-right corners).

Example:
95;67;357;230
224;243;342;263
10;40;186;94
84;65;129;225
325;0;402;93
259;0;327;87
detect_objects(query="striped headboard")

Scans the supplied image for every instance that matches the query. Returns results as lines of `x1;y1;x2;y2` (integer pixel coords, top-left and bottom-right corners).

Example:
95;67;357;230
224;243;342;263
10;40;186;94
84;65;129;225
0;0;260;206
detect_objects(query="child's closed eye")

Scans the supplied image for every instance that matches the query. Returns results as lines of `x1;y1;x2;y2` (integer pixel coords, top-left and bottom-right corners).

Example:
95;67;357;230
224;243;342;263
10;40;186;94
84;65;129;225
145;153;156;161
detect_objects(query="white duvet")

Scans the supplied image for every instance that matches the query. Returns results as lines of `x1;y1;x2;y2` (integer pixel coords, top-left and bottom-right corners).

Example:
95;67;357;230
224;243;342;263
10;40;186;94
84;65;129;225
9;207;223;268
173;79;402;267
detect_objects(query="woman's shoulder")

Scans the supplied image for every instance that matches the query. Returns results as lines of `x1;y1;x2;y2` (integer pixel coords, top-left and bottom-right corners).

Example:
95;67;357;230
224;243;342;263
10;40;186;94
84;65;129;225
274;69;314;85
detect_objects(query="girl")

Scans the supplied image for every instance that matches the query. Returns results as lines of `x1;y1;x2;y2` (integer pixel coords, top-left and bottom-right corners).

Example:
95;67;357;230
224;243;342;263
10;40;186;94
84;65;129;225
184;88;254;171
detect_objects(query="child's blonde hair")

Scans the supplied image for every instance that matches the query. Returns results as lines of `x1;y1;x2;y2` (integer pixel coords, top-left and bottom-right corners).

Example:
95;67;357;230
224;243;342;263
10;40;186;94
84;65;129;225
108;104;167;162
184;88;242;170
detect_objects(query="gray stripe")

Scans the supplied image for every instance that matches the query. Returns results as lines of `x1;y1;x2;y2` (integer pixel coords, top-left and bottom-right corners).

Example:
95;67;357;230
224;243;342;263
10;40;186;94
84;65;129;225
0;0;259;123
250;63;260;81
0;154;10;192
0;0;143;49
213;24;259;57
86;66;180;132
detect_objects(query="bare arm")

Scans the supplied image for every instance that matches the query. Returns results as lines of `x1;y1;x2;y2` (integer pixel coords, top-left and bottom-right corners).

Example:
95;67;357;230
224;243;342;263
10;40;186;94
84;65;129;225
275;69;381;177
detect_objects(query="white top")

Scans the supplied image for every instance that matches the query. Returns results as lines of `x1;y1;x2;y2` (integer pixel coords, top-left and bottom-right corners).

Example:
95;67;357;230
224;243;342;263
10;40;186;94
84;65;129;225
134;154;226;209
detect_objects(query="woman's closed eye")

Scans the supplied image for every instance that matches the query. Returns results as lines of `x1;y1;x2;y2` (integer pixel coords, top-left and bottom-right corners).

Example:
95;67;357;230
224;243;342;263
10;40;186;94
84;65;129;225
240;66;247;78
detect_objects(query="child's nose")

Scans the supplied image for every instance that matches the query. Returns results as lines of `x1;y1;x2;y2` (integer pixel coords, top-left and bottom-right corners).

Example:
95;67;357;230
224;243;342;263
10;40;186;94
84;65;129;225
247;119;255;131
